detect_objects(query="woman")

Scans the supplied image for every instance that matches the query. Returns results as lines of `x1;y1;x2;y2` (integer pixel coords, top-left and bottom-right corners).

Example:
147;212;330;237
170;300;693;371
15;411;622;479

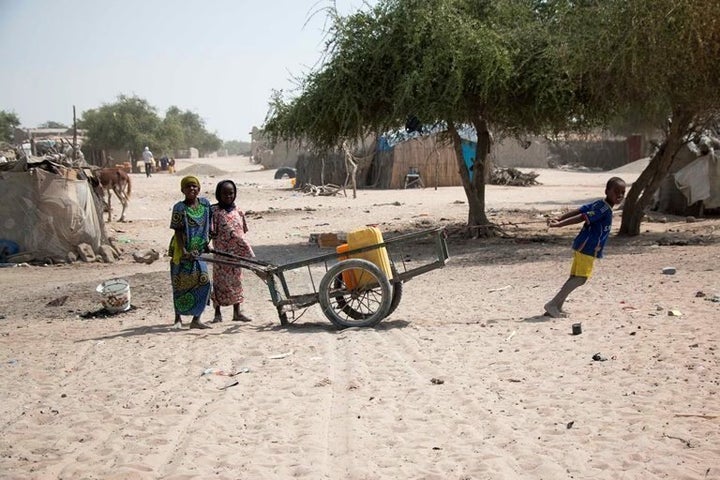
169;176;212;329
210;179;255;322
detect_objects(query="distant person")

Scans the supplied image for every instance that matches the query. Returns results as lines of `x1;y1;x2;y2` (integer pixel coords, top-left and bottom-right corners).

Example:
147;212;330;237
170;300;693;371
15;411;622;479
142;146;154;177
168;157;176;174
159;155;169;171
543;177;627;318
168;176;212;329
210;179;255;323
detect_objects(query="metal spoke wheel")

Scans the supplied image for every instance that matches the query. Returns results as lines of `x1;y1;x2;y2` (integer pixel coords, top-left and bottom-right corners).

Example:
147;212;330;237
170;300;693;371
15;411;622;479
318;259;391;328
333;277;403;320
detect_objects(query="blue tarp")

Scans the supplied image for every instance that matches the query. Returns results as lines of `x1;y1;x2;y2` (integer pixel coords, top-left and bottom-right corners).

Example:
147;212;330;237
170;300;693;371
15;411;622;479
377;127;478;179
461;140;476;181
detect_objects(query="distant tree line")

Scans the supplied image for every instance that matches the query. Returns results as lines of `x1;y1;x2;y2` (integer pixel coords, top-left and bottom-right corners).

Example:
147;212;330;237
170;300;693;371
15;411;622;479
78;95;223;161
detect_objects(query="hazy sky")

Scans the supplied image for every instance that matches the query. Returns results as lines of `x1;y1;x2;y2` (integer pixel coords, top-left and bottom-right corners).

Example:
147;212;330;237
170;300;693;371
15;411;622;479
0;0;374;141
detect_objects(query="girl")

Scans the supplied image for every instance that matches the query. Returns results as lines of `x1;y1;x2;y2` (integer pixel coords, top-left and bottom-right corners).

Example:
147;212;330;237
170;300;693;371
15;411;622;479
169;176;212;329
210;179;255;323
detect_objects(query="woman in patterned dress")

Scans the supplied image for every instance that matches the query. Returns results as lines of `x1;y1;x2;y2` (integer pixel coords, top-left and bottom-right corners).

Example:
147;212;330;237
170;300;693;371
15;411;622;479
169;176;212;329
210;180;255;323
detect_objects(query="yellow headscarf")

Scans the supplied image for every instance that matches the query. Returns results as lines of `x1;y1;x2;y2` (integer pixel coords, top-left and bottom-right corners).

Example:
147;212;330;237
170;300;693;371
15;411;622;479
181;176;200;190
172;176;201;264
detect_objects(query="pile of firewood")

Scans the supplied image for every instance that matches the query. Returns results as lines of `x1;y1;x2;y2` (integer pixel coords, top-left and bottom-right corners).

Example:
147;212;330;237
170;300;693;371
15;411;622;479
301;183;343;196
489;167;540;186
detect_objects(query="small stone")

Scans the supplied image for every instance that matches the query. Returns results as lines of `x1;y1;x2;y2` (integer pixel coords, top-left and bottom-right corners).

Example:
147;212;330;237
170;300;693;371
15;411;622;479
99;245;116;263
662;267;676;275
76;243;96;262
132;249;160;264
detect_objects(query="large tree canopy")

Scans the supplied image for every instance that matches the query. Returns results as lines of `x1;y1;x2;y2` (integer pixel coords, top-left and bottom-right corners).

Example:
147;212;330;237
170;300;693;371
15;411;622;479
556;0;720;235
265;0;585;230
80;95;163;157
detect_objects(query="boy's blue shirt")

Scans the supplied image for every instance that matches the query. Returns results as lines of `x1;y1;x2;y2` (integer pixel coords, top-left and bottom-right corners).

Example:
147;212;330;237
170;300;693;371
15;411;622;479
572;199;613;258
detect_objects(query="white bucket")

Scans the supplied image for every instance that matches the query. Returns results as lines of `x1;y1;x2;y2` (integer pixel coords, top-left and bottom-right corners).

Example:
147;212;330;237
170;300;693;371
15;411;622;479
96;278;131;313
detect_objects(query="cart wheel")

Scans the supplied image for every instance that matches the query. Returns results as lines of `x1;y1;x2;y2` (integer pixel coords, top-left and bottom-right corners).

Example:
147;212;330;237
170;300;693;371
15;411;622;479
319;259;391;328
386;281;403;317
334;278;403;320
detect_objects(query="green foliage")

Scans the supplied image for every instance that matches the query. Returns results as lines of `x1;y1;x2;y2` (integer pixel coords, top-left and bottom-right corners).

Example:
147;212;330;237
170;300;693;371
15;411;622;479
164;106;223;155
556;0;720;127
264;0;581;148
0;110;20;143
79;96;223;157
80;95;162;156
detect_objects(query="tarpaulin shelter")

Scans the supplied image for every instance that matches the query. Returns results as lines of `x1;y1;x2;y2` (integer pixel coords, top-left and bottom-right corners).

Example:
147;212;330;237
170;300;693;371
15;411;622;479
0;158;106;263
656;135;720;215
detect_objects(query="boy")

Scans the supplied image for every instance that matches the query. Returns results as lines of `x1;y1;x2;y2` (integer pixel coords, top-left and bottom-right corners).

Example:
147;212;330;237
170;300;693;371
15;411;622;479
544;177;627;318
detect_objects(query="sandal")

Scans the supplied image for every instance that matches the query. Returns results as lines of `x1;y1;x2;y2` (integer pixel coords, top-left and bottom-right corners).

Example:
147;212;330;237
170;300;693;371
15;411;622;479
232;313;253;322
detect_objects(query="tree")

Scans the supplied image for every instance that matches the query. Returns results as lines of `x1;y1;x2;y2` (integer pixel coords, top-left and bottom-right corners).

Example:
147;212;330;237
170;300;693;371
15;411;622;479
264;0;581;232
198;131;223;155
0;110;20;143
80;95;162;160
165;106;222;156
557;0;720;235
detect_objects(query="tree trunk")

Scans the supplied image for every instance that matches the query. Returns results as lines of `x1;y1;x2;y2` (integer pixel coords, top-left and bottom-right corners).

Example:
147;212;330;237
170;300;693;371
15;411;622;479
447;121;491;230
341;141;358;199
619;111;690;236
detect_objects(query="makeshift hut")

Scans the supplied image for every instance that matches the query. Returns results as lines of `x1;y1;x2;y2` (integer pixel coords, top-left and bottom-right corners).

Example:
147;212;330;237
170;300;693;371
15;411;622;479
373;134;465;188
295;128;641;190
655;139;720;215
293;133;461;189
0;156;108;264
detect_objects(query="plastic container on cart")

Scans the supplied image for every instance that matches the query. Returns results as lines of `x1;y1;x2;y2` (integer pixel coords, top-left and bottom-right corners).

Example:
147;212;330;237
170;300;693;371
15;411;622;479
335;227;393;289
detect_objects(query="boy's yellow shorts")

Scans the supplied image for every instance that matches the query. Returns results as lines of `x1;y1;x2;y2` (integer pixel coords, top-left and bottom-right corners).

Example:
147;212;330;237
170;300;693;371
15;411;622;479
570;250;595;278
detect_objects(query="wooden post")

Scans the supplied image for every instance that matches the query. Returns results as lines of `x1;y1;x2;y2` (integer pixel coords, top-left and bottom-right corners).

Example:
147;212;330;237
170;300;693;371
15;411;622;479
72;105;78;160
434;135;439;190
342;141;357;199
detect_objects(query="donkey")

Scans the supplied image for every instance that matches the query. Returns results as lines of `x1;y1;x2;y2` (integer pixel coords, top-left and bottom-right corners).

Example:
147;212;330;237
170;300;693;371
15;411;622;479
92;168;132;222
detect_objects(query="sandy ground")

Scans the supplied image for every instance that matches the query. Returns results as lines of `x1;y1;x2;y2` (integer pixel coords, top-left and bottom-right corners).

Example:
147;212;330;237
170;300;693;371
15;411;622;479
0;155;719;480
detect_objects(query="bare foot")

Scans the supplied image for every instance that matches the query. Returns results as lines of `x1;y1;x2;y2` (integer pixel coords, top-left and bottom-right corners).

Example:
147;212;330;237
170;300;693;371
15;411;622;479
232;313;253;322
211;315;223;324
172;321;183;330
189;320;212;329
544;303;568;318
